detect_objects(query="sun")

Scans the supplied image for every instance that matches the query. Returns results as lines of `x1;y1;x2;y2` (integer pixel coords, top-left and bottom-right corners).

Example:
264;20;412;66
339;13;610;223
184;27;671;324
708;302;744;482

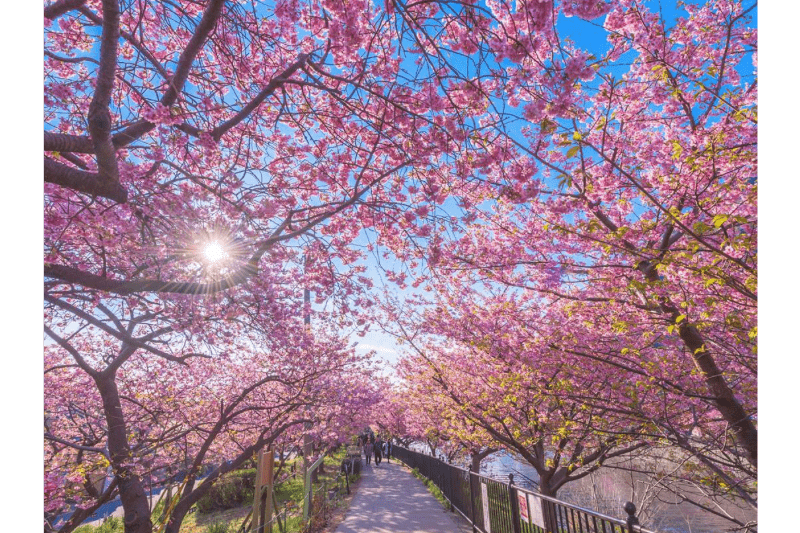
203;241;228;263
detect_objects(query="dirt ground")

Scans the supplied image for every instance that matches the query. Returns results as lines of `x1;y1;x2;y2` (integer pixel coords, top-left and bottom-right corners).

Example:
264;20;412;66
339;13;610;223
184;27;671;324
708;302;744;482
312;474;362;533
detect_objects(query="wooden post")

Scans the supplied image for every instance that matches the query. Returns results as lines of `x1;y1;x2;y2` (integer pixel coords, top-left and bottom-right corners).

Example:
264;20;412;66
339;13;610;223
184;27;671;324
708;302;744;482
252;447;275;533
252;449;265;533
303;455;325;521
263;446;275;533
302;423;312;482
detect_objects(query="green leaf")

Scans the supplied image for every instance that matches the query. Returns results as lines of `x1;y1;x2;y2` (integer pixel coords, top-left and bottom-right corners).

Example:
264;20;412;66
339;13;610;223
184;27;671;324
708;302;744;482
675;314;686;324
670;140;683;160
712;214;729;228
566;146;580;158
693;221;712;234
540;119;556;134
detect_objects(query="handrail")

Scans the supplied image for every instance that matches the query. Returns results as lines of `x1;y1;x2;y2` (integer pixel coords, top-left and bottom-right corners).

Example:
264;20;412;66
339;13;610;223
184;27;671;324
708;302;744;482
393;445;657;533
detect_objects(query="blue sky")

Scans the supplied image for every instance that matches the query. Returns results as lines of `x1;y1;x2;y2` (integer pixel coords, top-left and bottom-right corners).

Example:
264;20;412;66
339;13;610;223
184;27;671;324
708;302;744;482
348;0;758;376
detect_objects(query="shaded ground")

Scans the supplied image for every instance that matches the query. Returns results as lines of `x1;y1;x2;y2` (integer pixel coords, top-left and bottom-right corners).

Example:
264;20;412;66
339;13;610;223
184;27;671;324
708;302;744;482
333;458;470;533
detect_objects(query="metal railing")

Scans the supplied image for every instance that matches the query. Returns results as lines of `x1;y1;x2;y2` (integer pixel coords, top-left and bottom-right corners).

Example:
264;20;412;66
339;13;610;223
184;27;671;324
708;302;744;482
393;446;656;533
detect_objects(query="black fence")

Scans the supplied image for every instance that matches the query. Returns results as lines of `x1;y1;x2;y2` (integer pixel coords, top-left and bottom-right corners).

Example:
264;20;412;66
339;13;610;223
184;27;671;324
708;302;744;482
393;445;656;533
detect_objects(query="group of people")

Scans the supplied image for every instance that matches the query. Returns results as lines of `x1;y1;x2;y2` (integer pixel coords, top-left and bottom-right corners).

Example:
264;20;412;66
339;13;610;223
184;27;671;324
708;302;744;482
359;434;392;466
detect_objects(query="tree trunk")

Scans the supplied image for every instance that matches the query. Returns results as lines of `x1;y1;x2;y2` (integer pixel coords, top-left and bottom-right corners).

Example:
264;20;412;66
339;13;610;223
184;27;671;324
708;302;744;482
471;454;481;473
536;478;560;533
537;472;557;498
677;321;758;468
470;448;495;473
95;375;153;533
638;262;757;468
162;446;259;533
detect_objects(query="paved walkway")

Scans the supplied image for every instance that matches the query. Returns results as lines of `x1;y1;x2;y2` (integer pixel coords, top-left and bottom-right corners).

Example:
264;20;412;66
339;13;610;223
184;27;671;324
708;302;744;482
334;457;470;533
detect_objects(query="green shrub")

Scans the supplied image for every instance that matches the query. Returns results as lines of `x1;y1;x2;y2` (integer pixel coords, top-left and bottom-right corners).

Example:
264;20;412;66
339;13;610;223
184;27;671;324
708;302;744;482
195;469;257;514
150;494;168;525
95;516;123;533
204;521;230;533
73;525;95;533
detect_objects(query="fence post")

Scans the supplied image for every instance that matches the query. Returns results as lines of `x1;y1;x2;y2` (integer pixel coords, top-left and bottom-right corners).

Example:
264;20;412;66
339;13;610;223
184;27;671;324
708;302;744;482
624;501;639;533
344;459;351;495
541;495;558;533
508;474;522;533
469;465;478;533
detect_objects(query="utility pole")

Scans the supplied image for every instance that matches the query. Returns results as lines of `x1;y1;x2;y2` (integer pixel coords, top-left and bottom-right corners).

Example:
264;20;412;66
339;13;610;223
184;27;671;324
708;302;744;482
302;257;314;484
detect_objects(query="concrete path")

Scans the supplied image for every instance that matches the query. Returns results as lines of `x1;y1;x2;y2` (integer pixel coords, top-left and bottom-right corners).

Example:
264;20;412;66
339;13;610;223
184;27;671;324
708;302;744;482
333;457;470;533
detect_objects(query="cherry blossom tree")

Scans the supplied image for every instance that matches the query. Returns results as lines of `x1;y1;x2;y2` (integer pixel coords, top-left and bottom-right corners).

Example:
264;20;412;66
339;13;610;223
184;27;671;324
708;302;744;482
43;0;480;530
44;296;379;533
390;353;498;470
393;276;756;526
392;303;650;497
44;0;757;530
376;0;756;518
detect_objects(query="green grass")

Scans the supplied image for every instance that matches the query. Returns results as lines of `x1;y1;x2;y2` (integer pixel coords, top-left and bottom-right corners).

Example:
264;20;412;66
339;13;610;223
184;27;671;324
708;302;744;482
274;474;304;507
71;516;124;533
204;522;230;533
409;467;450;510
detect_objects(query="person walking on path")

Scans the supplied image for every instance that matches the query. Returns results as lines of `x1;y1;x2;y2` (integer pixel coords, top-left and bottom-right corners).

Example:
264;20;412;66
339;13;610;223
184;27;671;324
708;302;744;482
384;438;392;464
374;438;383;465
364;440;373;465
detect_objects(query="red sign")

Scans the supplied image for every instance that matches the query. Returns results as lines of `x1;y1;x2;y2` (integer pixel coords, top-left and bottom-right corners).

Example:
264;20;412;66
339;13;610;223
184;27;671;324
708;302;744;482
518;493;530;523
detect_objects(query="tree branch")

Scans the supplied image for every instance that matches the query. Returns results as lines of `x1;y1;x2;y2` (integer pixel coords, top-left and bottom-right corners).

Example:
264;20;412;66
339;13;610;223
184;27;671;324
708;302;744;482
209;54;309;141
55;478;120;533
45;295;198;365
44;157;128;203
44;0;86;20
43;324;99;377
86;0;121;188
45;432;110;457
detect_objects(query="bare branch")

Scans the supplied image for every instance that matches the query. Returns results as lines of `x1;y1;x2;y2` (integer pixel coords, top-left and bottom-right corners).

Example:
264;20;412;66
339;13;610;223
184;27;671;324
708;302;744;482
45;432;110;457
